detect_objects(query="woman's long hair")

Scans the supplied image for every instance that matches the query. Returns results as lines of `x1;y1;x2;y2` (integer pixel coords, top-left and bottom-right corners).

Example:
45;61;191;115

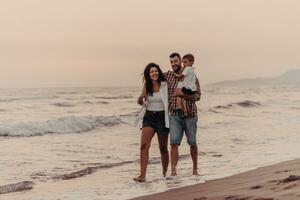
143;63;165;96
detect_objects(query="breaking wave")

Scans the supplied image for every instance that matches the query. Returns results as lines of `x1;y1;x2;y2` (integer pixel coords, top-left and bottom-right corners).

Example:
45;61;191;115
54;161;134;180
0;115;123;137
0;181;34;194
213;100;261;110
52;102;76;107
94;95;133;100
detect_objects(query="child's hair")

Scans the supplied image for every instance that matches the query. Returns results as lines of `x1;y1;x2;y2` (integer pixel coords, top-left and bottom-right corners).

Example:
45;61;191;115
182;54;195;62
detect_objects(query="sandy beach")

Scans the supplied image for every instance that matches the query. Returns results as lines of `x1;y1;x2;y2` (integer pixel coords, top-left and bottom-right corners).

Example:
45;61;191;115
132;159;300;200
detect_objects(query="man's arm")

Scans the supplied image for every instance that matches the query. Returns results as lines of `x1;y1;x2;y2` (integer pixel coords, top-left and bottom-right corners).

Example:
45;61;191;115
174;78;201;101
174;73;184;79
191;77;201;101
163;71;169;80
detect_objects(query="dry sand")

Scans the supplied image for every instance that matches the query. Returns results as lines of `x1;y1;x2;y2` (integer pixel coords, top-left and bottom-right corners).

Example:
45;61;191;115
132;159;300;200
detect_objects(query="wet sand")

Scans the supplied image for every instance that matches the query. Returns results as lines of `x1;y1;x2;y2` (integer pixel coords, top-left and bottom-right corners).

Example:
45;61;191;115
132;159;300;200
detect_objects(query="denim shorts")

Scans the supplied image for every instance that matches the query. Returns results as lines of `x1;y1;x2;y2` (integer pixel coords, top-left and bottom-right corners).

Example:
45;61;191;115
169;115;198;145
142;110;169;134
182;87;196;95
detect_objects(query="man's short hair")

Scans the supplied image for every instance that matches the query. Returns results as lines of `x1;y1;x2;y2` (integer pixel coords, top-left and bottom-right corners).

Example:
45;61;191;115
169;52;181;59
182;54;194;62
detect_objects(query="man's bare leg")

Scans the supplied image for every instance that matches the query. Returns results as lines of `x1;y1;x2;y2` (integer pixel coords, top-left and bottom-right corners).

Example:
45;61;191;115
133;127;155;182
190;144;198;175
171;144;179;176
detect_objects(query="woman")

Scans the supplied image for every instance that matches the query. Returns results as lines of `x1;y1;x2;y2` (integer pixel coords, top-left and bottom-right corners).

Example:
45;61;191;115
134;63;169;182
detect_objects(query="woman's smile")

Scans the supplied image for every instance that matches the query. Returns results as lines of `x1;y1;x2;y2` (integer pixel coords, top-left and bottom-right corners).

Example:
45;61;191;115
150;67;159;80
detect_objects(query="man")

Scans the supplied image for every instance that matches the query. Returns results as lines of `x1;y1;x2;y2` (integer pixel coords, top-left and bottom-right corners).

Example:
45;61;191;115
164;52;201;176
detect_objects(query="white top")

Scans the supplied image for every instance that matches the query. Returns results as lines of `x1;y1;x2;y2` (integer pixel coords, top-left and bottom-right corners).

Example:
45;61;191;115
177;66;197;91
135;82;169;129
147;91;165;111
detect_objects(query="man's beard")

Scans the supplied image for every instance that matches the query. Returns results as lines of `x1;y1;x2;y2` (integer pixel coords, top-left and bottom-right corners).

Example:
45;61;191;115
172;65;181;74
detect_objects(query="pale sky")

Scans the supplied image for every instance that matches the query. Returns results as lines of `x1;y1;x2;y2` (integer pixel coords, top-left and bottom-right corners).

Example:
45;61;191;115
1;0;300;88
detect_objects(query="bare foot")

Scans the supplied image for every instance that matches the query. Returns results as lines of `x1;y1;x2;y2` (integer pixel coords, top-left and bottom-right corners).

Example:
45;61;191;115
193;169;198;175
171;168;177;176
163;171;167;177
133;175;145;182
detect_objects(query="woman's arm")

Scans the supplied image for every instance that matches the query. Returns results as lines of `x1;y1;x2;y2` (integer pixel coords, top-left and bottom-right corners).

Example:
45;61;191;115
137;84;147;105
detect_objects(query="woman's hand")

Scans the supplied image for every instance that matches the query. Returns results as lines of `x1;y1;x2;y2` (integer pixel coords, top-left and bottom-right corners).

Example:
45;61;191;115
137;96;148;106
137;96;144;105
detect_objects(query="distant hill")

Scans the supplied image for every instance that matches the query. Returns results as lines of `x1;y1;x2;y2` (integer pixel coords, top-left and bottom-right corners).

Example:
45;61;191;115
210;69;300;86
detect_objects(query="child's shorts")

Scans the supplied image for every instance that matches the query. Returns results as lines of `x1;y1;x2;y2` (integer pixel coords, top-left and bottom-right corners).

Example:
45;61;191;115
182;87;196;95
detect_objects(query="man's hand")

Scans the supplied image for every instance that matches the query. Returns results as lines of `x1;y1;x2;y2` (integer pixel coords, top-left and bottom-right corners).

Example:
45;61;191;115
174;88;197;101
174;88;184;97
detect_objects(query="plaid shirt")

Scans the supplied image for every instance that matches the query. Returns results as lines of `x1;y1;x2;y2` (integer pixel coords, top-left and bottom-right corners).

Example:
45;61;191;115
164;71;201;117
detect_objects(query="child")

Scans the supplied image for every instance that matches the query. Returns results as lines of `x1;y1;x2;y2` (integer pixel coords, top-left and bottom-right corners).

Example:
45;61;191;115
175;54;197;116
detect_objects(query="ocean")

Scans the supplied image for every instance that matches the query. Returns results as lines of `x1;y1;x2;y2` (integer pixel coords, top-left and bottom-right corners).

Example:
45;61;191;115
0;84;299;200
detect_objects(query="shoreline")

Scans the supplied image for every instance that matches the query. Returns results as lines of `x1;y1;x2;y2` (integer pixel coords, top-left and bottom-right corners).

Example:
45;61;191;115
131;159;300;200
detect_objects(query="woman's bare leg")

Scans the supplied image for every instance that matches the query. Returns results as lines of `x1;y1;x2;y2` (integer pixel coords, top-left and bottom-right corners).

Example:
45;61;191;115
133;127;155;182
157;133;169;177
